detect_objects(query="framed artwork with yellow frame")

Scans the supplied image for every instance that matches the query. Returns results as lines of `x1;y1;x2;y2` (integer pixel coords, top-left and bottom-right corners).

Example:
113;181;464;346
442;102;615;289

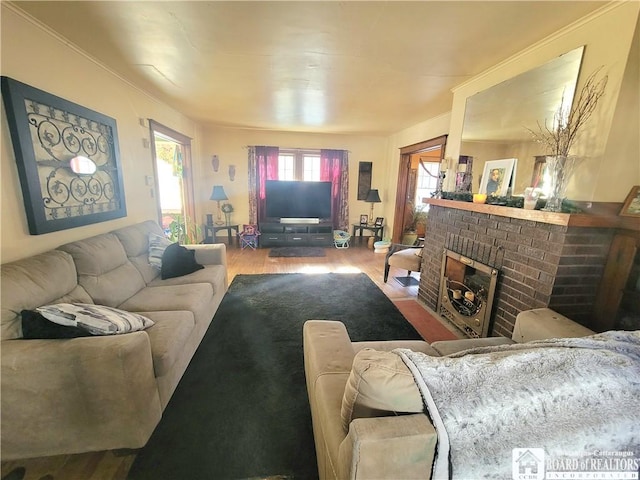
619;185;640;217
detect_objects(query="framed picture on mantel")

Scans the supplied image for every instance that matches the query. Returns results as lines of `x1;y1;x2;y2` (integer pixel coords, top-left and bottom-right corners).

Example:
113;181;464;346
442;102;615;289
619;185;640;217
479;158;516;197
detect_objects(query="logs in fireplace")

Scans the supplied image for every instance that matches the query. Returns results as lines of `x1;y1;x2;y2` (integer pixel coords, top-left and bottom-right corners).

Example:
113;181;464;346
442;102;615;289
437;248;499;337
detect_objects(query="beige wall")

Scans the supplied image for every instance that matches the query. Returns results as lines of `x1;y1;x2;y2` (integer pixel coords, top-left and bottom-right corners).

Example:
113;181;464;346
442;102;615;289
1;5;202;263
197;127;389;231
444;2;639;201
597;12;640;199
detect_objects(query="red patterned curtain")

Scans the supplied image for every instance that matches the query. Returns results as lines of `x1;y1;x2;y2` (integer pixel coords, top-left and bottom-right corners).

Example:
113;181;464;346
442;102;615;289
249;146;279;223
320;149;349;230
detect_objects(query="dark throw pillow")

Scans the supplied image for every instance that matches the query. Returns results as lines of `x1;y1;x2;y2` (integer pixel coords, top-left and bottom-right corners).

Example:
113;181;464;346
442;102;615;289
161;242;204;280
21;310;91;339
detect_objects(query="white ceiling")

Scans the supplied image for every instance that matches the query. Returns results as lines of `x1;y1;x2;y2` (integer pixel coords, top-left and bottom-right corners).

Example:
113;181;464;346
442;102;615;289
12;1;608;135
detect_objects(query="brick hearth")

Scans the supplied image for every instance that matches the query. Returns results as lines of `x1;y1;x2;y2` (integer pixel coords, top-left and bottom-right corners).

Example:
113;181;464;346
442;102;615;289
419;202;614;338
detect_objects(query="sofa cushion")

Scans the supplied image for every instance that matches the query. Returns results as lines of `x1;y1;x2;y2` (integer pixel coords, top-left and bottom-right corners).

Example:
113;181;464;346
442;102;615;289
1;250;94;340
387;248;422;271
161;243;204;280
118;283;213;326
58;233;146;307
21;310;91;339
353;339;439;357
111;221;166;284
148;265;226;293
341;348;423;432
142;311;195;377
36;303;154;335
431;337;515;356
112;220;165;258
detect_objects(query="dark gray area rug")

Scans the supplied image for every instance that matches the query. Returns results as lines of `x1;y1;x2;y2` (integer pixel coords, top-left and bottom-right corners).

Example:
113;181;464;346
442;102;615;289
128;273;420;480
268;247;326;257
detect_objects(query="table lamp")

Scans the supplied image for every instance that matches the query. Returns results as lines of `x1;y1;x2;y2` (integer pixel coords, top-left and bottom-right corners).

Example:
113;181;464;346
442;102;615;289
210;185;228;225
365;189;381;225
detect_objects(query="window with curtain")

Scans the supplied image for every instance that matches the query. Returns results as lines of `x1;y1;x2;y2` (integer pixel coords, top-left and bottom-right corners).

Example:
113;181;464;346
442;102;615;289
249;146;349;229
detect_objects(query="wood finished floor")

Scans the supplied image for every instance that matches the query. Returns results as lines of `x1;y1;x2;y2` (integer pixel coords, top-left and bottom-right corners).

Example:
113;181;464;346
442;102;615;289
0;242;431;480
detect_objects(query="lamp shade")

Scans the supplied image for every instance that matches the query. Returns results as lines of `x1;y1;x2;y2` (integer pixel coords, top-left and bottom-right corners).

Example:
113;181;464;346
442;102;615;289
209;185;228;201
365;189;381;203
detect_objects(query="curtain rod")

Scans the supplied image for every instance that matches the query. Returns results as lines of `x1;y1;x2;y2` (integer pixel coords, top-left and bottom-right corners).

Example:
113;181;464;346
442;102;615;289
243;145;351;153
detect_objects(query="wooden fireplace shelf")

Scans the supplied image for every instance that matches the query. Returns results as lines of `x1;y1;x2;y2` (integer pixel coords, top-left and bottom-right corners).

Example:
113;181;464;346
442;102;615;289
423;198;637;230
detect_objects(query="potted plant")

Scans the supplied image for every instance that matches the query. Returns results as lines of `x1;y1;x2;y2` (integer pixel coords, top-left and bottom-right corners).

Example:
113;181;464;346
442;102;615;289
402;201;428;245
167;214;201;244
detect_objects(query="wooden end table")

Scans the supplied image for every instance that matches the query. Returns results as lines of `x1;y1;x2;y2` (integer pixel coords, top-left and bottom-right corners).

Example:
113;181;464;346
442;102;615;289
352;224;384;244
204;224;239;246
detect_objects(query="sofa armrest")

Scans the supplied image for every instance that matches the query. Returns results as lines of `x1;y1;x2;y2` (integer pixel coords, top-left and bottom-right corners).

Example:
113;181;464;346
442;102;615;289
338;414;437;480
513;308;594;343
303;320;356;384
186;243;227;267
1;332;162;459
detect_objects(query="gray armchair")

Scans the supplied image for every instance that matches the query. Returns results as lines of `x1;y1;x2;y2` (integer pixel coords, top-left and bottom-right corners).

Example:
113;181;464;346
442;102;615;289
383;243;424;283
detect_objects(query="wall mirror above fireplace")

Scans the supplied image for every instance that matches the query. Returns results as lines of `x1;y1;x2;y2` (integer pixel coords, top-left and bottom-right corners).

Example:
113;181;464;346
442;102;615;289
460;46;584;195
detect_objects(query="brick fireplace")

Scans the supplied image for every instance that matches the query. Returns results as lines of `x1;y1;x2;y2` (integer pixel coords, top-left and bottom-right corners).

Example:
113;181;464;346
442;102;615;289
419;200;616;338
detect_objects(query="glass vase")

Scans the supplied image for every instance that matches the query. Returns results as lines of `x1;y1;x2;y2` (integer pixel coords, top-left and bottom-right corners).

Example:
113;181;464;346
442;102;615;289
542;155;577;212
224;212;232;226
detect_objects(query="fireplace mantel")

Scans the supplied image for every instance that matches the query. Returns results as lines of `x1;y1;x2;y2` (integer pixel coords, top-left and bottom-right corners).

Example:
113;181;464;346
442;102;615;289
423;198;631;229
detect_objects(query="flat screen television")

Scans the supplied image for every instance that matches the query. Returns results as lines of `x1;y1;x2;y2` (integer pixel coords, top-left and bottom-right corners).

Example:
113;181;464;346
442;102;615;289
265;180;332;220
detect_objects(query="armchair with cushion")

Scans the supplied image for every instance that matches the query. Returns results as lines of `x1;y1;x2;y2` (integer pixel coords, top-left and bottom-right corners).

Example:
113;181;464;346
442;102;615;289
383;243;423;283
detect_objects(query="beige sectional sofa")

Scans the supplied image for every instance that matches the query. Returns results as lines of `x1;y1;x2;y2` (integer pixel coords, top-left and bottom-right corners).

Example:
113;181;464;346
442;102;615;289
303;309;595;480
1;220;228;460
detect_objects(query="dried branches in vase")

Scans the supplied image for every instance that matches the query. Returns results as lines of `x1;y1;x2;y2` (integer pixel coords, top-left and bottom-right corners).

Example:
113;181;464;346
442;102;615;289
529;68;608;157
528;68;608;212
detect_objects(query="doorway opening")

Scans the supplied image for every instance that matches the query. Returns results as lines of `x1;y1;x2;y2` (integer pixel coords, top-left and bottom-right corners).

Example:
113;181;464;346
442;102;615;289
392;136;447;244
148;120;197;243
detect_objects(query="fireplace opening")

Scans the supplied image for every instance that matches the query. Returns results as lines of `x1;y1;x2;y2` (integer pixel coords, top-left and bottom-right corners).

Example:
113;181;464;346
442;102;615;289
437;248;499;337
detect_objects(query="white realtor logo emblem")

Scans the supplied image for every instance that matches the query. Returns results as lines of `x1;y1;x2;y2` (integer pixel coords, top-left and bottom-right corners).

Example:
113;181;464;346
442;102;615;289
513;448;545;480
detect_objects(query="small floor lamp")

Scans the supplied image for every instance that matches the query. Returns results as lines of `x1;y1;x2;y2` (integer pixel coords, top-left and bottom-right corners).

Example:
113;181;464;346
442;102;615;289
365;189;381;225
210;185;228;225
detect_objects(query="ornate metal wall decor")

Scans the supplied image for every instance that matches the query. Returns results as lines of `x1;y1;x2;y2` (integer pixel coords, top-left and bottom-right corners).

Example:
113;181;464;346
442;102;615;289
1;77;127;234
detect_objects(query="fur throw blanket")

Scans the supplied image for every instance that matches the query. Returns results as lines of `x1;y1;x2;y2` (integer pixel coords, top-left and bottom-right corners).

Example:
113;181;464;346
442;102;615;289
395;331;640;479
